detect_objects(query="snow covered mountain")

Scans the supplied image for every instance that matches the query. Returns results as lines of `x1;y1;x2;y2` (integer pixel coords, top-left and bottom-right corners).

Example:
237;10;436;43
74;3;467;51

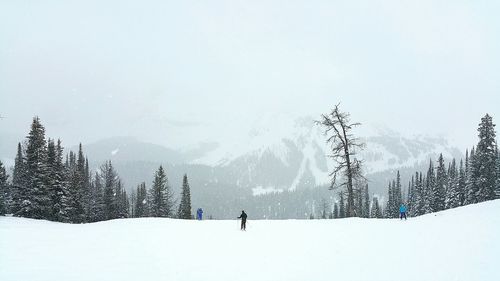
185;114;463;195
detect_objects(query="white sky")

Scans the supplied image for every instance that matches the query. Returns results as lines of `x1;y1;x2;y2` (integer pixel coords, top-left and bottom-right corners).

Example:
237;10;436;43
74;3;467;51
1;0;499;151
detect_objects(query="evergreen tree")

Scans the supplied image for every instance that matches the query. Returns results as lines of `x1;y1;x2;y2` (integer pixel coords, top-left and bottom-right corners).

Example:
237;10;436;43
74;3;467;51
101;161;118;220
354;184;363;217
149;166;174;217
385;182;392;218
177;174;192;219
58;152;76;223
24;117;51;219
465;147;477;205
74;144;88;222
370;197;383;218
129;188;136;218
135;182;148;217
64;147;86;223
320;199;328;219
363;184;370;218
10;143;26;215
411;173;423;216
458;159;466;205
445;159;461;209
83;157;92;221
0;160;9;215
423;160;435;214
114;180;128;218
385;180;399;218
338;192;345;219
46;139;67;221
472;114;497;202
433;154;447;211
88;172;105;222
333;203;339;219
394;171;402;214
496;147;500;199
407;176;415;216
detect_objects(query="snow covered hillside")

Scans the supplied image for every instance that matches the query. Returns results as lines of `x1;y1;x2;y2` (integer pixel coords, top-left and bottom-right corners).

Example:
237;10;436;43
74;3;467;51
1;200;499;281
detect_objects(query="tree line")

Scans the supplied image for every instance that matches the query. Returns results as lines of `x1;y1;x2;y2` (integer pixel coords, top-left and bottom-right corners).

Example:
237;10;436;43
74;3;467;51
384;114;500;218
317;110;499;220
0;117;193;222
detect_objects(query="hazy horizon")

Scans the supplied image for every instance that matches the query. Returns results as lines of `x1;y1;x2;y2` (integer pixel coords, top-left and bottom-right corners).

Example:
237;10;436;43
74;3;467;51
1;1;499;153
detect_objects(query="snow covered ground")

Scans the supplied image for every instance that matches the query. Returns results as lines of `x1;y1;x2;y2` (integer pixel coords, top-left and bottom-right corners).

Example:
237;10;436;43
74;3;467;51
1;200;499;281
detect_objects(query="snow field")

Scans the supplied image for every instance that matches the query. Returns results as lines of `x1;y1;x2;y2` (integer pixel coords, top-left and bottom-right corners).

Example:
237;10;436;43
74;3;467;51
1;200;499;281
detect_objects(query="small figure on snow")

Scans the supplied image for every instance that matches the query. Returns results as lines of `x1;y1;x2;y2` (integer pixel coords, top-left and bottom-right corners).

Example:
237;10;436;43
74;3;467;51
399;204;407;220
237;210;248;230
196;208;203;220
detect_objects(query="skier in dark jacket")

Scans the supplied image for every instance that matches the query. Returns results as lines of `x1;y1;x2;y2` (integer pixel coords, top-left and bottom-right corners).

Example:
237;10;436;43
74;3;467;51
237;210;248;231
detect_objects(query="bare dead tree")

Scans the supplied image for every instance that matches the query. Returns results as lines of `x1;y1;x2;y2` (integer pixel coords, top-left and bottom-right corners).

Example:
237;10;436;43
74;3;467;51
316;104;365;217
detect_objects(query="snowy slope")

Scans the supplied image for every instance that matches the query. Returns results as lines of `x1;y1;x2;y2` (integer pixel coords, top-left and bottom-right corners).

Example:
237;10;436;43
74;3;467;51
1;200;499;281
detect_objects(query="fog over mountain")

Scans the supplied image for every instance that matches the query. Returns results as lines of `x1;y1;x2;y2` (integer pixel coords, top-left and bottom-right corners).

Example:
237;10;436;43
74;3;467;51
1;1;499;153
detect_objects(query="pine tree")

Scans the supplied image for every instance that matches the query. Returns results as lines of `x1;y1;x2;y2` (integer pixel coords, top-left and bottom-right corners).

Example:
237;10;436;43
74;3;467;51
10;143;26;215
472;114;497;202
114;180;128;218
496;147;500;199
370;197;383;218
354;184;363;217
74;144;88;222
46;139;67;221
0;160;9;215
135;182;148;217
411;173;423;216
338;192;345;219
58;152;75;223
149;166;174;217
407;176;415;216
445;159;461;209
363;184;370;218
177;174;192;219
333;203;339;219
83;157;92;221
433;154;447;211
24;117;51;219
101;161;118;220
88;172;105;222
320;199;329;219
385;182;392;218
423;160;435;214
385;180;399;218
394;171;402;214
465;147;477;205
458;159;466;205
46;139;56;219
63;146;87;223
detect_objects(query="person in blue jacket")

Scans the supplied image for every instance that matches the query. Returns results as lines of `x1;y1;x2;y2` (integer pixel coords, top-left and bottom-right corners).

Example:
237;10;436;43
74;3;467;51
399;204;407;220
196;208;203;220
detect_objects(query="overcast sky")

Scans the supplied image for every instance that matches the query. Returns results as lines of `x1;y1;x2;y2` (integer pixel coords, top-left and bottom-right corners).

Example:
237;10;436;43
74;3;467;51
1;0;499;151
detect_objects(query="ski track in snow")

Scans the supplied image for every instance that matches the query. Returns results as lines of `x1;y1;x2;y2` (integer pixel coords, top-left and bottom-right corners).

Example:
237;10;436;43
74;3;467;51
1;200;499;281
